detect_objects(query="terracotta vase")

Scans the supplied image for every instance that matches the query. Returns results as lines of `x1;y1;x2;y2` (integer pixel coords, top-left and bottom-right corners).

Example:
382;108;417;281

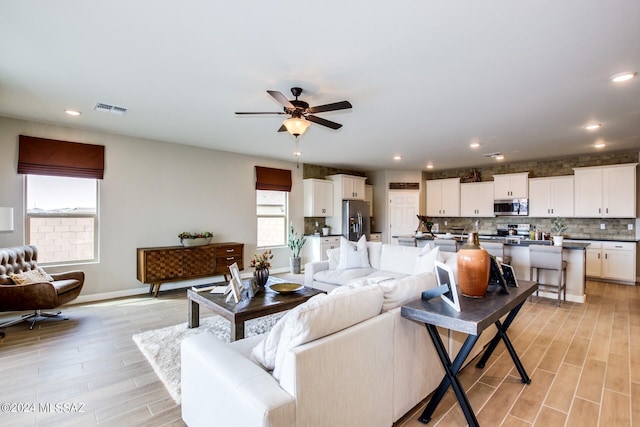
457;232;490;298
254;268;269;287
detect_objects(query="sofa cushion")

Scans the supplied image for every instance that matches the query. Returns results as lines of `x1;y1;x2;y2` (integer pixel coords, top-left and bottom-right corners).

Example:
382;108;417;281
327;247;340;269
337;236;370;270
366;242;383;270
378;272;437;312
9;267;53;285
378;245;422;275
251;284;384;380
414;246;440;274
313;267;376;286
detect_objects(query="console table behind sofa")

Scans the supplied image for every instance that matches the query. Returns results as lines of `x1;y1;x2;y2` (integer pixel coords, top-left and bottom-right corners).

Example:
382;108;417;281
137;242;243;296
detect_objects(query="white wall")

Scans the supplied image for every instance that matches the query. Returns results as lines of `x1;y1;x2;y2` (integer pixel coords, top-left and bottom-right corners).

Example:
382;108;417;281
366;169;424;242
0;116;304;300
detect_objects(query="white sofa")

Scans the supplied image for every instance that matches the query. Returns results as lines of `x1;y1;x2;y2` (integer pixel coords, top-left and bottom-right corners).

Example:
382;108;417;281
181;242;491;427
304;240;456;293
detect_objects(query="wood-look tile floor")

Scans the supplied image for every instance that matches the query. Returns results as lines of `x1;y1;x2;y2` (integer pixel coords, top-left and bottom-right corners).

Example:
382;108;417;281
0;279;637;427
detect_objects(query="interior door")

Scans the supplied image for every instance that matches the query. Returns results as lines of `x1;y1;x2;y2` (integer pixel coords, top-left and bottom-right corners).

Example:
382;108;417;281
388;190;420;244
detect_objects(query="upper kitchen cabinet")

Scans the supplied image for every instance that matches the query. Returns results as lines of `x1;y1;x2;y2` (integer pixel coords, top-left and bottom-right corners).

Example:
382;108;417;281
304;178;334;217
528;176;574;217
326;174;366;200
460;181;494;217
426;178;460;217
493;172;529;199
573;163;637;218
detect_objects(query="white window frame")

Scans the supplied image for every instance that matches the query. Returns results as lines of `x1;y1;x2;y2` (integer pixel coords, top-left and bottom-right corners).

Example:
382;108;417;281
256;190;289;249
25;175;100;266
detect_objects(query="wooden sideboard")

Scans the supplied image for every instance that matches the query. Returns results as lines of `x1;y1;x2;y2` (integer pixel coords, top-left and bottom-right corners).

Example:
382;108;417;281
137;242;244;296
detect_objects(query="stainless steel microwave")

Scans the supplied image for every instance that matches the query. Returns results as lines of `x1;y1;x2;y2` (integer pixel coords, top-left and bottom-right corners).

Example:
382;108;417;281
494;199;529;216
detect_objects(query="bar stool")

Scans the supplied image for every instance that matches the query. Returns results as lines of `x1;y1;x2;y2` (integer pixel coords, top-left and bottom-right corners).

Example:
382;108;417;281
481;241;512;265
529;245;567;306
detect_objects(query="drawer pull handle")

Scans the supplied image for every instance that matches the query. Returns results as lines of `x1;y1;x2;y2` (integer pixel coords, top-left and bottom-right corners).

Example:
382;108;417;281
226;257;235;261
226;249;234;253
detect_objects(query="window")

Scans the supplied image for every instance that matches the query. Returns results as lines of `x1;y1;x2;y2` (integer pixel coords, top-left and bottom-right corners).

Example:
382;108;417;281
256;190;288;248
26;175;99;265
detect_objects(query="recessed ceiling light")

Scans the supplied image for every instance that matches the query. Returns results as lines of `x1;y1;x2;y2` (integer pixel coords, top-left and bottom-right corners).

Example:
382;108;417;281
293;151;302;157
495;155;505;161
611;71;637;83
585;123;602;130
393;155;402;160
426;164;434;169
594;141;606;149
469;142;481;149
64;109;81;116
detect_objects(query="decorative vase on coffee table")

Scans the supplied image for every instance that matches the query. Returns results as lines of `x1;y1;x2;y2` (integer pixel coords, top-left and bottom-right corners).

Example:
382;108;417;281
457;232;490;298
254;268;269;288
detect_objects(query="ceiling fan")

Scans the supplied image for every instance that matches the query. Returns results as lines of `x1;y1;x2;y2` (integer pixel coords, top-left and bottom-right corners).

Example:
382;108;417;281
235;87;352;136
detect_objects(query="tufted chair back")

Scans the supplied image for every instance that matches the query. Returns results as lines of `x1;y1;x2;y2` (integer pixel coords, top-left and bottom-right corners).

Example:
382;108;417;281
0;245;39;285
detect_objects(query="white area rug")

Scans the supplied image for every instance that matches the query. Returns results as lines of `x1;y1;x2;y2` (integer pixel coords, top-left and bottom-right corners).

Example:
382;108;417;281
132;313;284;404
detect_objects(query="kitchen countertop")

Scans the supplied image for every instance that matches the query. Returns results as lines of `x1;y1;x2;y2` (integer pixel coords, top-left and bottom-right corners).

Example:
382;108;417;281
404;234;591;250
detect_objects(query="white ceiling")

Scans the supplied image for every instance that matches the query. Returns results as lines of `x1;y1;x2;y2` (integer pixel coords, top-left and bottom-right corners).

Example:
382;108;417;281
1;1;639;172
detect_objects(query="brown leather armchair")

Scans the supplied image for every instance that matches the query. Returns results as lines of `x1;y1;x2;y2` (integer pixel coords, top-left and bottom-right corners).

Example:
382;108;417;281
0;245;84;329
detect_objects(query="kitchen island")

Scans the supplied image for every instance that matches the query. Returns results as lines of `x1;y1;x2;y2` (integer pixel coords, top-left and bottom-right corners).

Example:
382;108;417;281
410;235;590;303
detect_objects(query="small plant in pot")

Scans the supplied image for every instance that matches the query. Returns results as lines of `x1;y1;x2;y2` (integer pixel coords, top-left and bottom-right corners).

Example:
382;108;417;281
288;223;306;274
550;217;568;246
321;224;330;236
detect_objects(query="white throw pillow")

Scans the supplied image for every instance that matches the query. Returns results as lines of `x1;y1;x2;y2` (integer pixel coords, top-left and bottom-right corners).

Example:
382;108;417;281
376;272;437;312
327;247;340;269
414;245;440;274
251;284;383;380
336;235;370;270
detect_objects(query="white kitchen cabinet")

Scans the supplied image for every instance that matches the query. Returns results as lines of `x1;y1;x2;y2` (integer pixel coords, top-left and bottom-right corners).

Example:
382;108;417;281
426;178;460;217
305;235;341;262
365;184;374;216
327;174;366;200
303;179;334;217
573;163;637;218
493;172;529;199
528;176;574;217
460;182;494;217
582;240;636;283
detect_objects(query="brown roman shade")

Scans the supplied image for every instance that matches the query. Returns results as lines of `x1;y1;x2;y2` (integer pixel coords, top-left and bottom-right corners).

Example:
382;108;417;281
18;135;105;179
255;166;292;192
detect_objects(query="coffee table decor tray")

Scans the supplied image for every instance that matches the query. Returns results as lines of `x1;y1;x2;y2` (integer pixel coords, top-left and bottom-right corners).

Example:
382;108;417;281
270;283;304;294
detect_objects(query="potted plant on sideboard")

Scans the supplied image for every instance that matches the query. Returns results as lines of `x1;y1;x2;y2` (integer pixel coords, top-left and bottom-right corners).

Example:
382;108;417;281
288;223;306;274
550;217;567;246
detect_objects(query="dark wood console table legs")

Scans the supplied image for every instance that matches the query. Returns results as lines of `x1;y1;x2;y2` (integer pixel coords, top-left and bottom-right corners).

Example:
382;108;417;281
418;299;531;426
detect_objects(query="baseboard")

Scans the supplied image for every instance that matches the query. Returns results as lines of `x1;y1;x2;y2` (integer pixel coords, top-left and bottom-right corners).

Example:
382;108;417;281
70;267;292;305
535;290;586;304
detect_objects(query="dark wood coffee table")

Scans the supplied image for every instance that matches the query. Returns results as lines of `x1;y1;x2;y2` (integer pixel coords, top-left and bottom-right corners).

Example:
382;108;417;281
187;278;324;341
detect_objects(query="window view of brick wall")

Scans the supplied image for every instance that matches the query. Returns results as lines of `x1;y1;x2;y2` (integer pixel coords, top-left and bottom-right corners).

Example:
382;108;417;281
28;216;95;263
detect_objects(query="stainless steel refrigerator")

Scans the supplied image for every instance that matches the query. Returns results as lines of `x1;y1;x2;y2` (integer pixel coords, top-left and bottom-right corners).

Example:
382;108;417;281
342;200;371;241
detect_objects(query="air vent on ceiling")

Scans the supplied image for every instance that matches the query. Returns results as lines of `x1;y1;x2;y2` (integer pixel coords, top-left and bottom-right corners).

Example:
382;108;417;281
94;102;128;115
483;152;502;158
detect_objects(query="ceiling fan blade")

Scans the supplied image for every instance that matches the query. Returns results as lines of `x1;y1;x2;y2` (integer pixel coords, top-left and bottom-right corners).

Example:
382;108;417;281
235;112;287;115
308;100;352;114
278;124;287;132
307;115;343;130
267;90;294;109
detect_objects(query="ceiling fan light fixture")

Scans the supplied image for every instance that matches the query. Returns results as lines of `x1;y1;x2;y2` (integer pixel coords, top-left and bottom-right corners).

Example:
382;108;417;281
283;117;311;136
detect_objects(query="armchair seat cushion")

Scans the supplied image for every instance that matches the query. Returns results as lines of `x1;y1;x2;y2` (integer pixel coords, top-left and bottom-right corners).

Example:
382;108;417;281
52;279;83;294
